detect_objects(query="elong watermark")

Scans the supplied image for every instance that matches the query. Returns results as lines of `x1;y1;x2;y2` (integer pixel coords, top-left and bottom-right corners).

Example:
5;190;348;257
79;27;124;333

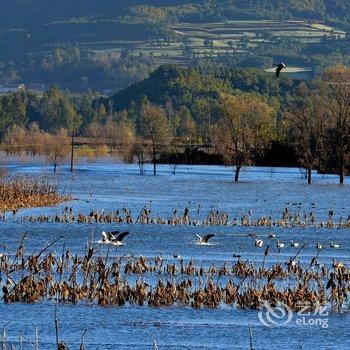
258;301;329;329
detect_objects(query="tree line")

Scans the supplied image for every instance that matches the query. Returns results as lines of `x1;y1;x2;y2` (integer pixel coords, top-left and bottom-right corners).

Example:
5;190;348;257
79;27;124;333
0;65;349;183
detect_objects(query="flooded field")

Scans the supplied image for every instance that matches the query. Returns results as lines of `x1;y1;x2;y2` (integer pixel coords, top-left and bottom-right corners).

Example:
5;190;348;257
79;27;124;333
1;162;350;349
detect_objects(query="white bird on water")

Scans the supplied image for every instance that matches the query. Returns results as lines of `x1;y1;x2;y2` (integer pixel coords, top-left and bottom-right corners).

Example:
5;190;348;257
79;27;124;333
255;239;263;247
98;230;130;246
196;234;216;245
276;240;285;249
290;240;299;247
316;242;323;250
330;242;340;249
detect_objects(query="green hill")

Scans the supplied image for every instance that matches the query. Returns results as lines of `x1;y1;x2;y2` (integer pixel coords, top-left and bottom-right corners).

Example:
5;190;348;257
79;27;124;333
0;1;349;91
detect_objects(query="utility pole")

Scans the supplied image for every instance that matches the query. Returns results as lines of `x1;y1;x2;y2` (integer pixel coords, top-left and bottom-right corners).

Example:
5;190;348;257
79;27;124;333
70;130;75;172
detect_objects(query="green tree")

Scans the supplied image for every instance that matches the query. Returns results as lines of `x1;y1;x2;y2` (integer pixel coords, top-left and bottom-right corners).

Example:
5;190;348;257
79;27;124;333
0;91;27;136
38;86;74;132
177;106;196;140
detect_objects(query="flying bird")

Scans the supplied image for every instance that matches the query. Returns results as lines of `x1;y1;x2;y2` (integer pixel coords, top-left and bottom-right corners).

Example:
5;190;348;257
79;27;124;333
98;231;119;244
98;230;129;246
275;63;286;78
196;234;216;245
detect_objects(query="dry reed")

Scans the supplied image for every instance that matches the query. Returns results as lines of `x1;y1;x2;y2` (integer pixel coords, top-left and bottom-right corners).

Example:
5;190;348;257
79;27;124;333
0;177;70;212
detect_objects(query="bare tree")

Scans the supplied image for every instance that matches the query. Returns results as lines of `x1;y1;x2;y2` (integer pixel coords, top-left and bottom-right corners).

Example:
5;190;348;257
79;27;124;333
105;116;135;162
85;122;106;147
105;117;119;151
322;66;350;184
140;102;171;175
5;124;70;172
133;138;146;175
26;123;46;155
118;120;136;163
42;128;70;172
286;83;327;184
4;123;45;156
214;93;275;182
4;125;28;155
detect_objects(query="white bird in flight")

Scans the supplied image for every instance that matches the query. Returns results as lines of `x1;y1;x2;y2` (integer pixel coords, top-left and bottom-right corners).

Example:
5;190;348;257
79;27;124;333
196;234;216;245
98;230;130;246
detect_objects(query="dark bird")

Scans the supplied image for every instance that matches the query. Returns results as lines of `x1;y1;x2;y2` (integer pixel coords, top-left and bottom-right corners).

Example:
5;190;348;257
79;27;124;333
275;63;286;78
264;245;269;257
196;234;215;245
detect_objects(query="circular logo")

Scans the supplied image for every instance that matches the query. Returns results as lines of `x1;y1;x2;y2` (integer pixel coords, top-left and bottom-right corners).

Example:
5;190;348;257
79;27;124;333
258;301;293;327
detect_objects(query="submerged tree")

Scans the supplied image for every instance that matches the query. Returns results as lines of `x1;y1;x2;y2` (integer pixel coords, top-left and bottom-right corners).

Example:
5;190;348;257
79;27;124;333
105;114;136;162
4;124;70;172
42;128;70;172
85;122;106;146
286;83;327;184
140;101;171;175
322;66;350;184
214;93;275;182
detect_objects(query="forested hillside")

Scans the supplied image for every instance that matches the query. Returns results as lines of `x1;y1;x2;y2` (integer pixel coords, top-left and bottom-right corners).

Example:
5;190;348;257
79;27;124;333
0;0;349;91
2;64;350;181
1;1;350;29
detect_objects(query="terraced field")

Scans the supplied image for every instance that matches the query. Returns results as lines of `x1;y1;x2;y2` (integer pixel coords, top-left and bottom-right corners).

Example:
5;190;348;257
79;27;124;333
88;19;345;73
174;20;345;41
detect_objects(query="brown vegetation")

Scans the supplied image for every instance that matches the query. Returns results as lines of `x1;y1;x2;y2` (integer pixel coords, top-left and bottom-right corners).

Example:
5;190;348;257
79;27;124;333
17;205;350;229
0;177;70;212
0;241;347;312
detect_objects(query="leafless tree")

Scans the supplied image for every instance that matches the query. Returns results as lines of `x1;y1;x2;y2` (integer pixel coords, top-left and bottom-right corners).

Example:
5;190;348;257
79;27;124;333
213;93;276;182
322;66;350;184
140;102;171;175
286;83;327;184
85;122;106;147
42;128;70;172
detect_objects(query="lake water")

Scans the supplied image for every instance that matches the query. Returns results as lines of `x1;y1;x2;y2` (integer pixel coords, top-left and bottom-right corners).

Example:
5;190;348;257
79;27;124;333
1;161;349;349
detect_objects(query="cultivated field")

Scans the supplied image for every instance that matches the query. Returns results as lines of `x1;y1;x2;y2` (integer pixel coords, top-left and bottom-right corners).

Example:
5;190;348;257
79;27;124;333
87;19;345;73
